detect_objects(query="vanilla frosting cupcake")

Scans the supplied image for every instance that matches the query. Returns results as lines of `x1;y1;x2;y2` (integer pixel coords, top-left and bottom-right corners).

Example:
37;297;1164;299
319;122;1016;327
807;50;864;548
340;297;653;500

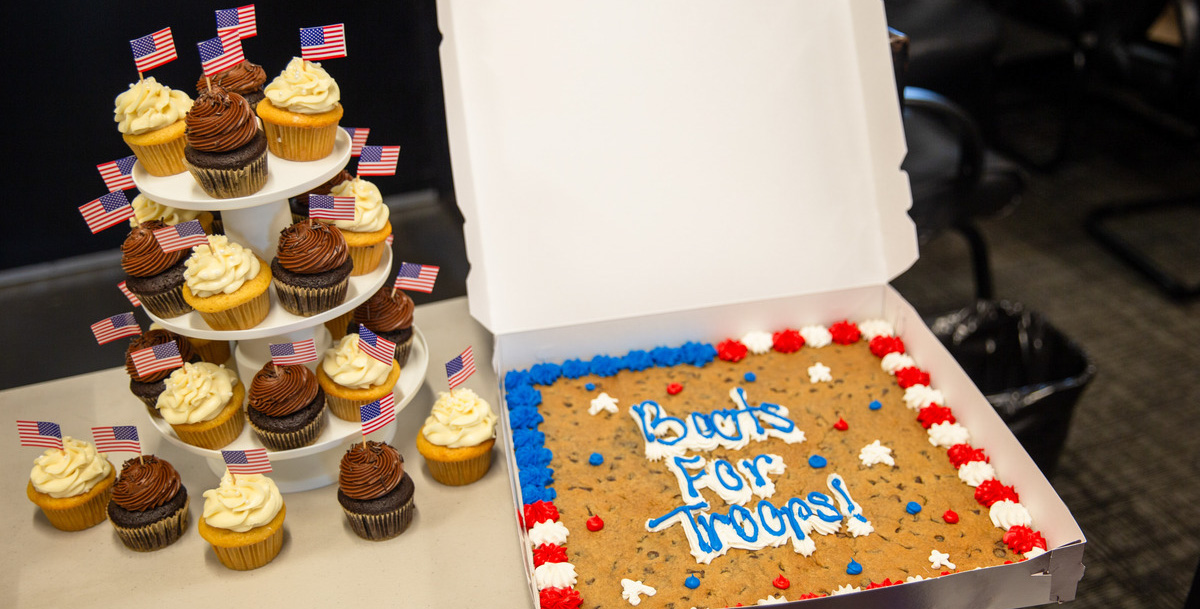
416;388;497;485
256;57;343;161
198;471;286;570
26;437;116;531
157;361;245;449
114;77;193;176
182;235;271;331
323;177;391;276
315;334;400;421
129;193;214;233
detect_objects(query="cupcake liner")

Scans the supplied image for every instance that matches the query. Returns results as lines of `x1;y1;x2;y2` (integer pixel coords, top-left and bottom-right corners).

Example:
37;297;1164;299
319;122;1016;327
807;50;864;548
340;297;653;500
144;400;163;419
273;277;350;317
127;136;187;177
196;289;270;331
395;336;414;367
324;309;356;341
190;338;232;364
425;450;493;486
249;410;327;451
262;121;339;161
28;479;114;532
171;405;245;450
209;524;284;571
111;503;189;552
343;495;415;541
325;390;393;422
136;286;193;319
184;152;268;199
347;242;386;277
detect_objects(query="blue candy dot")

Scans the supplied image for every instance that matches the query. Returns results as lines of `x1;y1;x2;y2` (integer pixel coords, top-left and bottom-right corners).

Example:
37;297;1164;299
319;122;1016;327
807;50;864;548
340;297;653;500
585;383;596;391
846;559;863;575
808;455;827;468
744;372;757;382
906;501;922;515
869;400;882;410
588;452;604;466
684;575;701;589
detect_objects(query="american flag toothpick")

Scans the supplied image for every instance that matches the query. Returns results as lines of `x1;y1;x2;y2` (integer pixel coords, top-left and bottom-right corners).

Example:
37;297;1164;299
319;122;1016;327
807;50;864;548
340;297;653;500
221;449;271;475
97;156;137;191
216;5;257;40
91;312;141;345
357;326;396;365
344;128;369;156
18;421;63;450
300;23;347;60
130;341;183;377
118;281;142;307
131;27;178;73
153;220;208;253
92;425;141;454
268;339;318;366
79;191;133;234
360;394;396;436
446;346;476;390
394;262;439;294
308;194;356;222
198;35;246;77
357;145;400;176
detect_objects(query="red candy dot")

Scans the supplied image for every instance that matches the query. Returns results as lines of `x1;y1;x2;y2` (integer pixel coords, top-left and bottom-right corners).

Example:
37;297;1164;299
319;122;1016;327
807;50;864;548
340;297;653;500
773;575;790;590
833;418;849;431
667;383;683;395
586;515;604;531
943;510;959;524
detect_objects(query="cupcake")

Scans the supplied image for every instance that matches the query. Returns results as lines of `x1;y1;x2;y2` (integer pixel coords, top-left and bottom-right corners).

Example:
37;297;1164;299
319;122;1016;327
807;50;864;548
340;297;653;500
114;77;192;176
26;437;115;531
415;388;497;486
121;220;193;318
257;57;343;161
289;168;354;223
183;85;268;199
323;177;392;276
247;362;328;450
107;455;189;551
351;285;415;366
182;235;272;331
129;193;215;234
125;327;200;418
156;361;245;450
271;219;353;316
316;334;400;422
146;321;229;365
197;59;267;109
198;471;286;570
337;441;415;540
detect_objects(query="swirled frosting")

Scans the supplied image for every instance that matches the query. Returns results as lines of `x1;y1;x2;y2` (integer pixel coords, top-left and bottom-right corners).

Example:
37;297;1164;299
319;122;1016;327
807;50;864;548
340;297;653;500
263;57;340;114
248;363;318;417
29;437;113;498
156;361;237;424
353;285;413;332
421;388;497;448
121;220;186;277
114;76;193;135
125;328;197;382
130;194;204;228
338;441;404;501
275;219;349;273
111;455;182;511
201;471;283;532
185;85;259;153
320;334;393;389
327;177;388;233
197;60;266;98
184;235;261;298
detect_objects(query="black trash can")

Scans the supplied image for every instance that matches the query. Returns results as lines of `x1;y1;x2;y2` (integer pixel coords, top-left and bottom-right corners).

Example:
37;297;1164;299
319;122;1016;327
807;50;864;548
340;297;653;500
928;300;1096;478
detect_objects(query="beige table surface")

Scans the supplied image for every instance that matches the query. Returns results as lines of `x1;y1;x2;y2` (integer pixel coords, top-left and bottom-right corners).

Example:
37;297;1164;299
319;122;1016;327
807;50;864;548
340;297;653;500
2;297;532;609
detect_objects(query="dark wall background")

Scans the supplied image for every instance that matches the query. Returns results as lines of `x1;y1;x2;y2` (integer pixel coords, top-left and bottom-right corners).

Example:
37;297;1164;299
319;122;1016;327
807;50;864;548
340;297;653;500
1;0;450;270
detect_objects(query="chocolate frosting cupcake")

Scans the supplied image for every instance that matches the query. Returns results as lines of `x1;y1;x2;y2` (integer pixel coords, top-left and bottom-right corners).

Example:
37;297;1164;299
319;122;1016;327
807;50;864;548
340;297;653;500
246;363;327;450
125;328;198;384
185;85;259;153
106;455;190;551
290;169;355;219
270;219;354;316
350;286;415;365
111;455;183;512
182;85;268;199
121;220;186;278
197;60;267;108
339;441;405;501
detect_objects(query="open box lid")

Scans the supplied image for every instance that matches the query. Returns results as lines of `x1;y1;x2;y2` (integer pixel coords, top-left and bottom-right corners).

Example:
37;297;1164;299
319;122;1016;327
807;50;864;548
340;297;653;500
438;0;917;336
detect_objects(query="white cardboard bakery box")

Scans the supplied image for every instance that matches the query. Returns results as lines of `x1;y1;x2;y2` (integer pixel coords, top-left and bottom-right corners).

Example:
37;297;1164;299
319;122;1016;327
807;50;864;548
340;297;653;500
436;1;1086;607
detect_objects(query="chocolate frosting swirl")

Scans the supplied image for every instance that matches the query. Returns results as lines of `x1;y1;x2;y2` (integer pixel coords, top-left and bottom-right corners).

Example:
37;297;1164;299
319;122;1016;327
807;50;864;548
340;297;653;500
111;455;183;512
185;85;259;153
121;220;186;277
248;362;319;417
196;60;266;97
339;441;404;500
354;285;414;333
125;329;197;382
275;219;349;274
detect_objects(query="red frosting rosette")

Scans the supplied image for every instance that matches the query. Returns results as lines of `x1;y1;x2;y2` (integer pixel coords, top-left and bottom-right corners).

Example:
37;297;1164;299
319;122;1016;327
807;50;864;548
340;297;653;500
829;321;862;344
524;500;560;528
947;443;989;468
974;479;1020;507
532;543;568;567
771;329;804;353
895;366;931;388
917;404;956;429
716;339;748;362
869;335;906;358
1003;525;1048;554
539;587;583;609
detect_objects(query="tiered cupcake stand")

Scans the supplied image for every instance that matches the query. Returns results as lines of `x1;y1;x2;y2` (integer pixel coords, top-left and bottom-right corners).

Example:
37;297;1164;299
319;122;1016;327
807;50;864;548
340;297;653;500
132;129;428;492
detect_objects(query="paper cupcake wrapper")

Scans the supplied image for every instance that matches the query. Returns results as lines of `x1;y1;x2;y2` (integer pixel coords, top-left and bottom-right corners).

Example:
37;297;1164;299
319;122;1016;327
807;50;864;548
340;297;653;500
249;410;327;451
171;406;245;450
143;400;163;419
343;496;415;541
136;286;193;319
184;153;268;199
395;336;413;367
324;309;357;341
196;289;270;331
325;390;393;422
210;525;284;570
348;242;386;277
37;485;113;532
191;339;232;364
273;277;350;317
111;503;189;552
262;121;339;161
425;451;493;486
127;136;187;177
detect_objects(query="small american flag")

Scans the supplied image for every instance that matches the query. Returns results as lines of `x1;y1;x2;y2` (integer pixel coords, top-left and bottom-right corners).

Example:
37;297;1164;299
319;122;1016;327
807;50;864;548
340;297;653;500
308;194;356;221
394;262;439;293
91;312;141;345
97;156;137;191
269;339;318;366
153;219;208;252
91;425;141;453
131;27;178;73
300;23;347;61
360;394;396;436
221;448;272;475
198;35;246;77
118;281;142;307
385;234;394;246
344;127;369;156
79;191;133;234
130;341;183;377
357;326;396;365
216;5;256;40
17;420;63;450
446;346;476;390
357;145;400;176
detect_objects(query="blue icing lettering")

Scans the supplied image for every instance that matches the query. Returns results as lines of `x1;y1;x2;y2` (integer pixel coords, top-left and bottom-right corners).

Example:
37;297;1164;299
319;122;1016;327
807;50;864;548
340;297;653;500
632;401;687;446
504;369;530;390
589;354;620;377
560;358;589;379
712;459;744;492
695;511;730;553
689;412;718;438
672;455;707;502
755;401;796;433
709;410;745;441
756;500;789;537
528;363;561;385
739;454;774;487
828;474;860;516
647;503;713;553
807;492;843;522
728;504;759;542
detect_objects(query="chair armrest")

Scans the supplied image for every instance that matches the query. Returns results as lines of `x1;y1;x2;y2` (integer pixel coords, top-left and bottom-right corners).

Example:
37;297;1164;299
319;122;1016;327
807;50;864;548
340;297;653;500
902;86;986;189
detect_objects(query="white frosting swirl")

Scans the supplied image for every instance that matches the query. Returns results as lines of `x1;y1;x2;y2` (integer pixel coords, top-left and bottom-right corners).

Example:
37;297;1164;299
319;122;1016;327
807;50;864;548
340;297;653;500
927;422;971;447
857;319;894;339
263;57;340;113
831;585;861;596
740;331;773;354
533;562;578;590
757;595;788;605
422;388;497;448
130;193;203;227
328;177;389;233
989;499;1033;530
184;235;261;298
201;471;283;532
528;520;570;546
846;516;875;537
321;334;394;390
903;384;944;410
807;517;840;536
114;76;192;135
906;575;926;582
858;440;895;467
957;461;996;487
28;437;112;498
799;325;832;348
156;362;237;424
880;352;916;374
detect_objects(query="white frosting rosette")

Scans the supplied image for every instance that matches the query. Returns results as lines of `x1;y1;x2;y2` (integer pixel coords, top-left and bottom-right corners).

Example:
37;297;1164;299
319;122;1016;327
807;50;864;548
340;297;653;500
114;76;192;135
129;193;203;227
202;471;283;532
422;388;497;448
156;362;237;424
29;437;112;498
328;177;389;233
184;235;261;298
263;57;340;113
321;334;393;389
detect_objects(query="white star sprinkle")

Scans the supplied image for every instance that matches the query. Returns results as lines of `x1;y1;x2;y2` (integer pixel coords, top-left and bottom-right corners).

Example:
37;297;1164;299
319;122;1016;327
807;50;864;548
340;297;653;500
621;579;657;606
929;549;956;570
588;392;620;415
808;362;832;383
